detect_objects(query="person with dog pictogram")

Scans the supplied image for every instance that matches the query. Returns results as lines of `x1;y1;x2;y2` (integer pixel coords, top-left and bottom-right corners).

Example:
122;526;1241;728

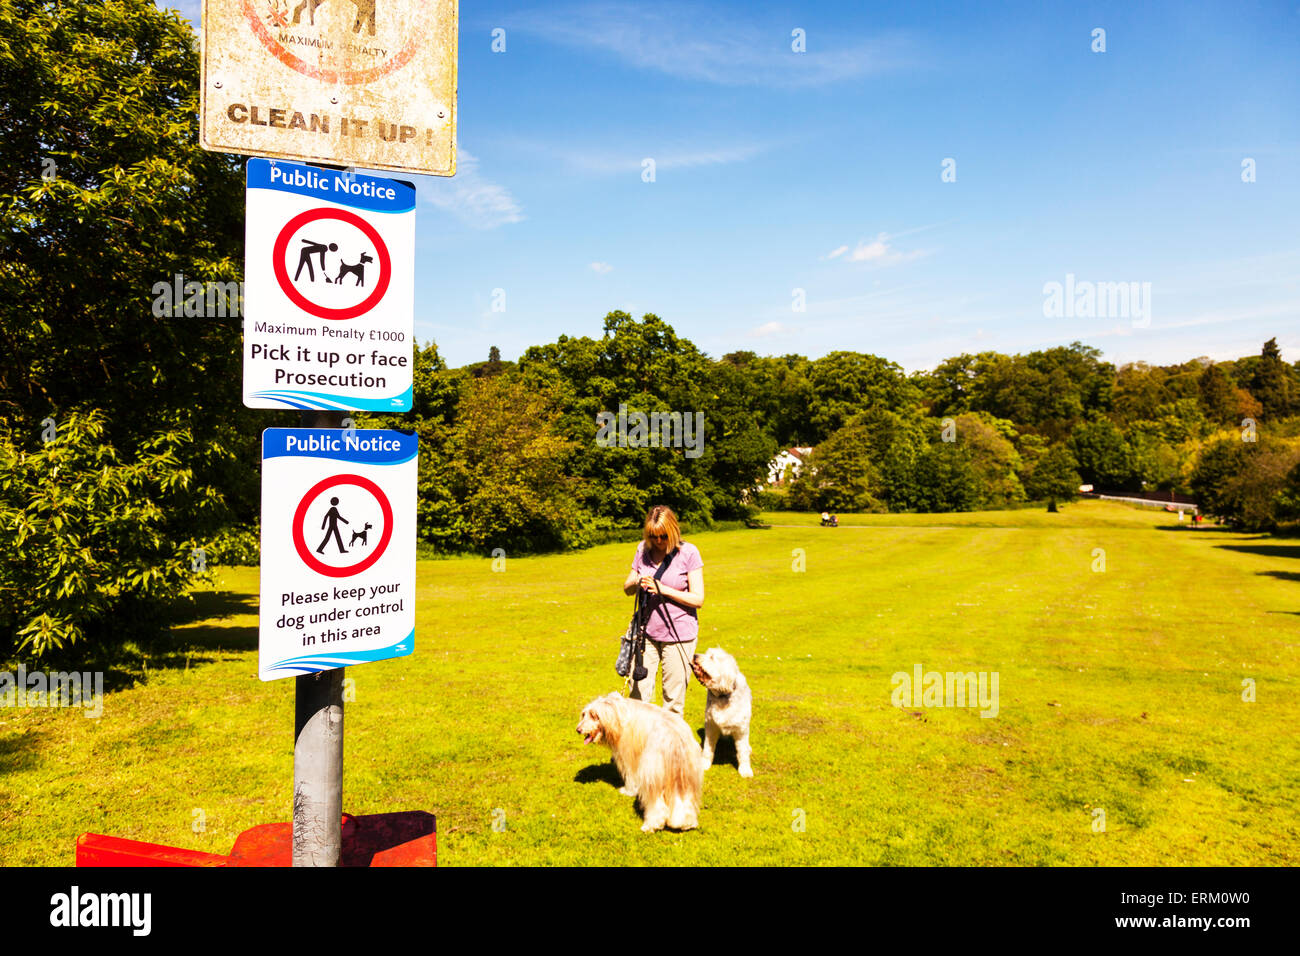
316;496;350;554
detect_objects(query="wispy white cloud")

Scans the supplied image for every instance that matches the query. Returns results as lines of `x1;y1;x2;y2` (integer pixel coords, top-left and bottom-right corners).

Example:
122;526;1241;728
417;149;523;230
827;232;928;266
589;261;614;274
750;321;788;338
509;3;918;88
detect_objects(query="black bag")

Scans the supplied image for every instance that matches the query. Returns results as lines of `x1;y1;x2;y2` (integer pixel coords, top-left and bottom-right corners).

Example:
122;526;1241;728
615;548;677;679
614;601;640;679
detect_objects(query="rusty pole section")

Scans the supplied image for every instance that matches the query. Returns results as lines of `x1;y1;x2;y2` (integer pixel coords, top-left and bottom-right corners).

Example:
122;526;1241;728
293;408;346;866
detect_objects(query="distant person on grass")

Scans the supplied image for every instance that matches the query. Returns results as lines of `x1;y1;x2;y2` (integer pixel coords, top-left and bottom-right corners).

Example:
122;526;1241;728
622;505;704;717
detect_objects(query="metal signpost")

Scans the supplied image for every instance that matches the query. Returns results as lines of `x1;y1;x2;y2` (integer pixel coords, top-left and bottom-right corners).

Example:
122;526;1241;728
245;153;417;864
198;0;456;867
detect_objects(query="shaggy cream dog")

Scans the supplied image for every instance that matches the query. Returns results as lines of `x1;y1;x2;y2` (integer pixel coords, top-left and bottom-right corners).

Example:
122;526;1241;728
576;692;702;832
691;647;754;777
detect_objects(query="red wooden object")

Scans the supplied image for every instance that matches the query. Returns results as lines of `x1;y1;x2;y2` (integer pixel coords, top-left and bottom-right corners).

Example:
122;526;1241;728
76;811;436;867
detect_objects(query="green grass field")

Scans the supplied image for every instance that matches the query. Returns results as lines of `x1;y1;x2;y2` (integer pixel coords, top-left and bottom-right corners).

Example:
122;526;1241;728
2;500;1297;866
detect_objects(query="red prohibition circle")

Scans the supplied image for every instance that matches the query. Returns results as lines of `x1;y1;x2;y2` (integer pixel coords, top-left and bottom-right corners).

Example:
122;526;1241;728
273;207;391;320
292;474;393;578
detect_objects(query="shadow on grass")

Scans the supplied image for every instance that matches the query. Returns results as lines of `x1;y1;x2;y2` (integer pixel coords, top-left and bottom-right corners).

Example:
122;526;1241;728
6;586;262;697
0;727;45;773
171;588;258;627
1258;570;1300;583
1214;542;1300;560
157;585;259;656
574;761;623;788
697;729;738;769
130;586;261;677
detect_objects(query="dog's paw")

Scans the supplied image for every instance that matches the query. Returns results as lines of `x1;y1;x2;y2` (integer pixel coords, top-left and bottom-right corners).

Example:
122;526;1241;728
640;821;662;833
618;786;637;797
739;764;754;778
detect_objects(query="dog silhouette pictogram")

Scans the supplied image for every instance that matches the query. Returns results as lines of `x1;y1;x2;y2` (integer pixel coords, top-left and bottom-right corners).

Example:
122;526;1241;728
335;251;374;287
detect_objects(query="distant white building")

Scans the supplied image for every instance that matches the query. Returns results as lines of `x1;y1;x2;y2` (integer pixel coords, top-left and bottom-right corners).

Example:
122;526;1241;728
768;447;814;486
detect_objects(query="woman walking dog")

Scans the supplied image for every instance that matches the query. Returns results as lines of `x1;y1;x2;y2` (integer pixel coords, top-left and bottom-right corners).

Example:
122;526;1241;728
622;505;704;716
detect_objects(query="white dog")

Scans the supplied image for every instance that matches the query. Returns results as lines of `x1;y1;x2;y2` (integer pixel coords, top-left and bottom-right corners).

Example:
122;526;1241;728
576;692;703;832
691;647;754;777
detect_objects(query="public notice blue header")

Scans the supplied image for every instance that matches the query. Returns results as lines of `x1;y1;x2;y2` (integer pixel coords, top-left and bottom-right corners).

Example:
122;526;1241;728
263;428;418;466
247;158;416;214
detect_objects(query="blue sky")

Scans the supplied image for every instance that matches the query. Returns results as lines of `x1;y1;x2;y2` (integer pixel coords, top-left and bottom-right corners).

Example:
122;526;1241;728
164;1;1299;371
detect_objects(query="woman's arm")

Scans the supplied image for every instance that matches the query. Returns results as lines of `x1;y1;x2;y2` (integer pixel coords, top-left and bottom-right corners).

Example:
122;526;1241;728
642;568;704;609
623;566;640;596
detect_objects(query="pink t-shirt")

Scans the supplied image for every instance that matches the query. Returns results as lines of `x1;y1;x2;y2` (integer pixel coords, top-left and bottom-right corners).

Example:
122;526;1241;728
631;541;703;644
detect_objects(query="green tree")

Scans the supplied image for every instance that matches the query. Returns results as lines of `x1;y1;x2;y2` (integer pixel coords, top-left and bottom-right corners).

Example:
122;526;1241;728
1;0;252;449
1113;362;1168;423
915;353;990;417
842;407;928;510
719;351;816;447
1126;426;1182;491
806;351;921;443
953;412;1026;507
0;0;255;659
1189;434;1300;530
1022;443;1081;511
1190;436;1250;521
787;425;883;513
0;411;220;661
969;343;1113;441
910;441;980;512
1198;363;1239;425
1070;416;1136;489
1277;461;1300;526
518;313;771;529
439;376;588;552
1249;338;1298;420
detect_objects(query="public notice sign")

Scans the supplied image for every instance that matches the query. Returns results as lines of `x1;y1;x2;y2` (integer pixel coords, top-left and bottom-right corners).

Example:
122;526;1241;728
243;157;414;411
200;0;458;176
259;427;417;680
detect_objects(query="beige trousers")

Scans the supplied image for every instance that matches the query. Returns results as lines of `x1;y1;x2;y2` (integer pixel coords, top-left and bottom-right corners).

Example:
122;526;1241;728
630;638;698;716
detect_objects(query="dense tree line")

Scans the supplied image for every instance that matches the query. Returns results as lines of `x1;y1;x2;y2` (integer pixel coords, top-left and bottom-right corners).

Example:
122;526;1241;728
2;0;1297;666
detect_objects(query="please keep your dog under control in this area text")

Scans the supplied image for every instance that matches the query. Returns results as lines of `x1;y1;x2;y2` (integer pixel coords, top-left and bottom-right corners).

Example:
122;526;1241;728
277;583;405;646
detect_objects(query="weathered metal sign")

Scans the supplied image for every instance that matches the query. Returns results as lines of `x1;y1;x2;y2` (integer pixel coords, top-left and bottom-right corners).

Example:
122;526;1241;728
201;0;457;176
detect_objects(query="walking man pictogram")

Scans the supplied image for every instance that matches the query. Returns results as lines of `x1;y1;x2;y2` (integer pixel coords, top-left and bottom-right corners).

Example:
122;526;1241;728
316;496;350;554
294;239;338;283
